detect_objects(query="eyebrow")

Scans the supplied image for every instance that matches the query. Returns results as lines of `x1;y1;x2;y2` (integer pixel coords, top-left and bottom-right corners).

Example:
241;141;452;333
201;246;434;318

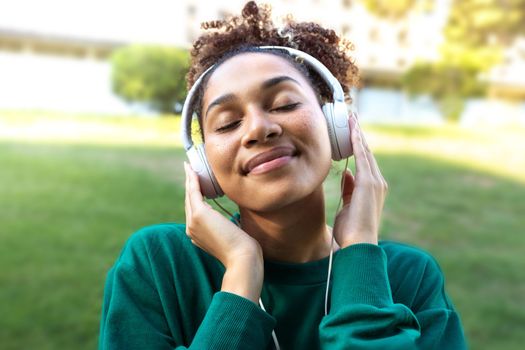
205;76;301;117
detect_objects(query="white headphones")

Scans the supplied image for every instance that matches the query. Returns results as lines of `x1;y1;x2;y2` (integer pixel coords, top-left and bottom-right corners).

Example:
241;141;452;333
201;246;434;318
181;46;353;199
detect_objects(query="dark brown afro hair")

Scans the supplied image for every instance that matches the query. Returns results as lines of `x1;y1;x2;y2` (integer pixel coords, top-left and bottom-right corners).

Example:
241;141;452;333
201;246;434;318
187;1;359;114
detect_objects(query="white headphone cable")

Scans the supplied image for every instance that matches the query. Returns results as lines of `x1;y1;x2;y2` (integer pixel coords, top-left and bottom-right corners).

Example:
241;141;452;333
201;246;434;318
258;297;281;350
325;157;349;315
212;199;240;226
212;157;349;347
211;200;280;349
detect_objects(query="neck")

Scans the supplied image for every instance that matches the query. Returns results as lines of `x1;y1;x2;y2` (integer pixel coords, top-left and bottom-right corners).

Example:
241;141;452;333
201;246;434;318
238;186;339;263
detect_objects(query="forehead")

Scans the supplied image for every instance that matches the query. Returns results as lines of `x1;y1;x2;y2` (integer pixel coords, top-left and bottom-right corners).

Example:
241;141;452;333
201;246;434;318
202;52;311;103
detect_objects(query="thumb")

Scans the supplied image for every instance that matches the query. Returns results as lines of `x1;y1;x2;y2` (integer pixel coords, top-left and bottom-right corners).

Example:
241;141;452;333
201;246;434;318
341;169;355;206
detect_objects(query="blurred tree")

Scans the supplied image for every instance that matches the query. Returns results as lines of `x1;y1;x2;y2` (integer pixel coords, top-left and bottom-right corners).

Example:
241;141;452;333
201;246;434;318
359;0;433;19
402;0;525;121
442;0;525;73
111;45;190;114
402;62;486;121
446;0;525;48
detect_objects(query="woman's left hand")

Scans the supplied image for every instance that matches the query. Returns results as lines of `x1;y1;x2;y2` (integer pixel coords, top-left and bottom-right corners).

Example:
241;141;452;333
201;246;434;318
332;113;388;248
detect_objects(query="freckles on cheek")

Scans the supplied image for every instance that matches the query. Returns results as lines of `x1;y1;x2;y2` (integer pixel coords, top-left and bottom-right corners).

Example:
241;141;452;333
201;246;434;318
293;109;324;134
206;142;236;173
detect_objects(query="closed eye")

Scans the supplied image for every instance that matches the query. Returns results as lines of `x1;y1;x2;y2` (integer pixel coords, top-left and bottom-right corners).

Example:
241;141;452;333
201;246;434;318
271;102;300;112
215;103;300;132
216;120;241;132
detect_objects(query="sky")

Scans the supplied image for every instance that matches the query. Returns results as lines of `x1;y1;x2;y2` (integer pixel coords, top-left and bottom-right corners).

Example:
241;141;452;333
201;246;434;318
0;0;188;44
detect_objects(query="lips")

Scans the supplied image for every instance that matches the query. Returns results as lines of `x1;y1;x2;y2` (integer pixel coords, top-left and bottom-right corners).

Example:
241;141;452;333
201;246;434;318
243;146;296;175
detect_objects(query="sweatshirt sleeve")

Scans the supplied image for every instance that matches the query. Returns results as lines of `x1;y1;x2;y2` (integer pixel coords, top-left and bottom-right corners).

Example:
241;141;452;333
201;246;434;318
99;231;276;349
187;292;276;349
318;243;467;350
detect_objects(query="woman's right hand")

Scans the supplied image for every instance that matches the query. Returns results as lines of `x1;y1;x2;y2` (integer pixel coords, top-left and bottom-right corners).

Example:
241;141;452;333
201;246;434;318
332;114;387;248
184;162;264;302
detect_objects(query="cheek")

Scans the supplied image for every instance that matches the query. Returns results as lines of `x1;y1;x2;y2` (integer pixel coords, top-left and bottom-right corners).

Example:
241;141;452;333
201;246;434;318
291;109;331;157
204;137;237;179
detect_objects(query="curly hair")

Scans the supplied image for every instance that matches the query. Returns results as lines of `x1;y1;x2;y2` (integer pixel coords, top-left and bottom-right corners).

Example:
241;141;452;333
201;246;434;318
186;1;359;123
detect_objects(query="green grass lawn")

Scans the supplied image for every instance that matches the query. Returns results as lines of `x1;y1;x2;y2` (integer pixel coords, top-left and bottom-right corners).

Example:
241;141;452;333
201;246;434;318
1;111;524;349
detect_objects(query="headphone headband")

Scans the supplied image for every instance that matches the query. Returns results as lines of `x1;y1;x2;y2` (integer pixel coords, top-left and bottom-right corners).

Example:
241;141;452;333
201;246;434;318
259;46;345;102
181;46;346;150
181;64;214;151
181;45;353;199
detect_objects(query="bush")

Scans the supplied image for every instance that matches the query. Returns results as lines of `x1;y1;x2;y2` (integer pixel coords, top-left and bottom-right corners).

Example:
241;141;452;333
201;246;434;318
402;61;486;122
111;45;190;114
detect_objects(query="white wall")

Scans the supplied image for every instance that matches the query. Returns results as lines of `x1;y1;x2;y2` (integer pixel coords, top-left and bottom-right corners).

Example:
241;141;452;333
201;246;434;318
355;88;443;125
2;51;524;125
355;88;525;127
0;51;150;114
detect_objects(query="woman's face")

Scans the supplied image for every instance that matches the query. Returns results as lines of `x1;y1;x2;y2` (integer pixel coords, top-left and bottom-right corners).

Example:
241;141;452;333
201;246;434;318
201;52;332;212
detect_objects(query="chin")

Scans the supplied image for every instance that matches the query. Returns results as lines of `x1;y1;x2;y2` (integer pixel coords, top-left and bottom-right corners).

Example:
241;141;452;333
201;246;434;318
221;154;331;212
229;177;324;213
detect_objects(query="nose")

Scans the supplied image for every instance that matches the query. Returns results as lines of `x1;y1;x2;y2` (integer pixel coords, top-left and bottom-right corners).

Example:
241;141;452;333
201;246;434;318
241;107;282;147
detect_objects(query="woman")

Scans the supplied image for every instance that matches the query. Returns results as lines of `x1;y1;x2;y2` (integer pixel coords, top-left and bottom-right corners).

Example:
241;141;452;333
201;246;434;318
99;2;467;349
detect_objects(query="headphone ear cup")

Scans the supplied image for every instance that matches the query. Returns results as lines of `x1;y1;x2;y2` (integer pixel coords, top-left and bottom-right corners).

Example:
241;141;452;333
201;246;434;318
186;146;224;199
322;102;353;160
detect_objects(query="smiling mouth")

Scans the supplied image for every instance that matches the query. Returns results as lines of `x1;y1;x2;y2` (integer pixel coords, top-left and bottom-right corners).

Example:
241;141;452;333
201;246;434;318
243;147;299;175
248;154;296;175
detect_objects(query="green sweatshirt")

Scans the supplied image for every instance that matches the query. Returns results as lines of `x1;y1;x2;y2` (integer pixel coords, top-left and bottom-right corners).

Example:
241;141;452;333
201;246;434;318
99;223;466;349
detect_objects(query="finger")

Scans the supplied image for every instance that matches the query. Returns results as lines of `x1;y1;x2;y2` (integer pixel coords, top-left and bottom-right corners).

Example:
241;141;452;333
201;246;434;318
353;120;388;188
186;161;206;210
364;147;387;188
184;162;192;234
350;115;372;178
341;169;355;206
184;162;189;214
356;121;382;179
353;112;370;152
351;124;389;219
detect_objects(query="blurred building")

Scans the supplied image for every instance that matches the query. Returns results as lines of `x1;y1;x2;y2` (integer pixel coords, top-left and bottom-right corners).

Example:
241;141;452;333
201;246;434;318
0;27;138;114
0;0;524;124
184;0;448;81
